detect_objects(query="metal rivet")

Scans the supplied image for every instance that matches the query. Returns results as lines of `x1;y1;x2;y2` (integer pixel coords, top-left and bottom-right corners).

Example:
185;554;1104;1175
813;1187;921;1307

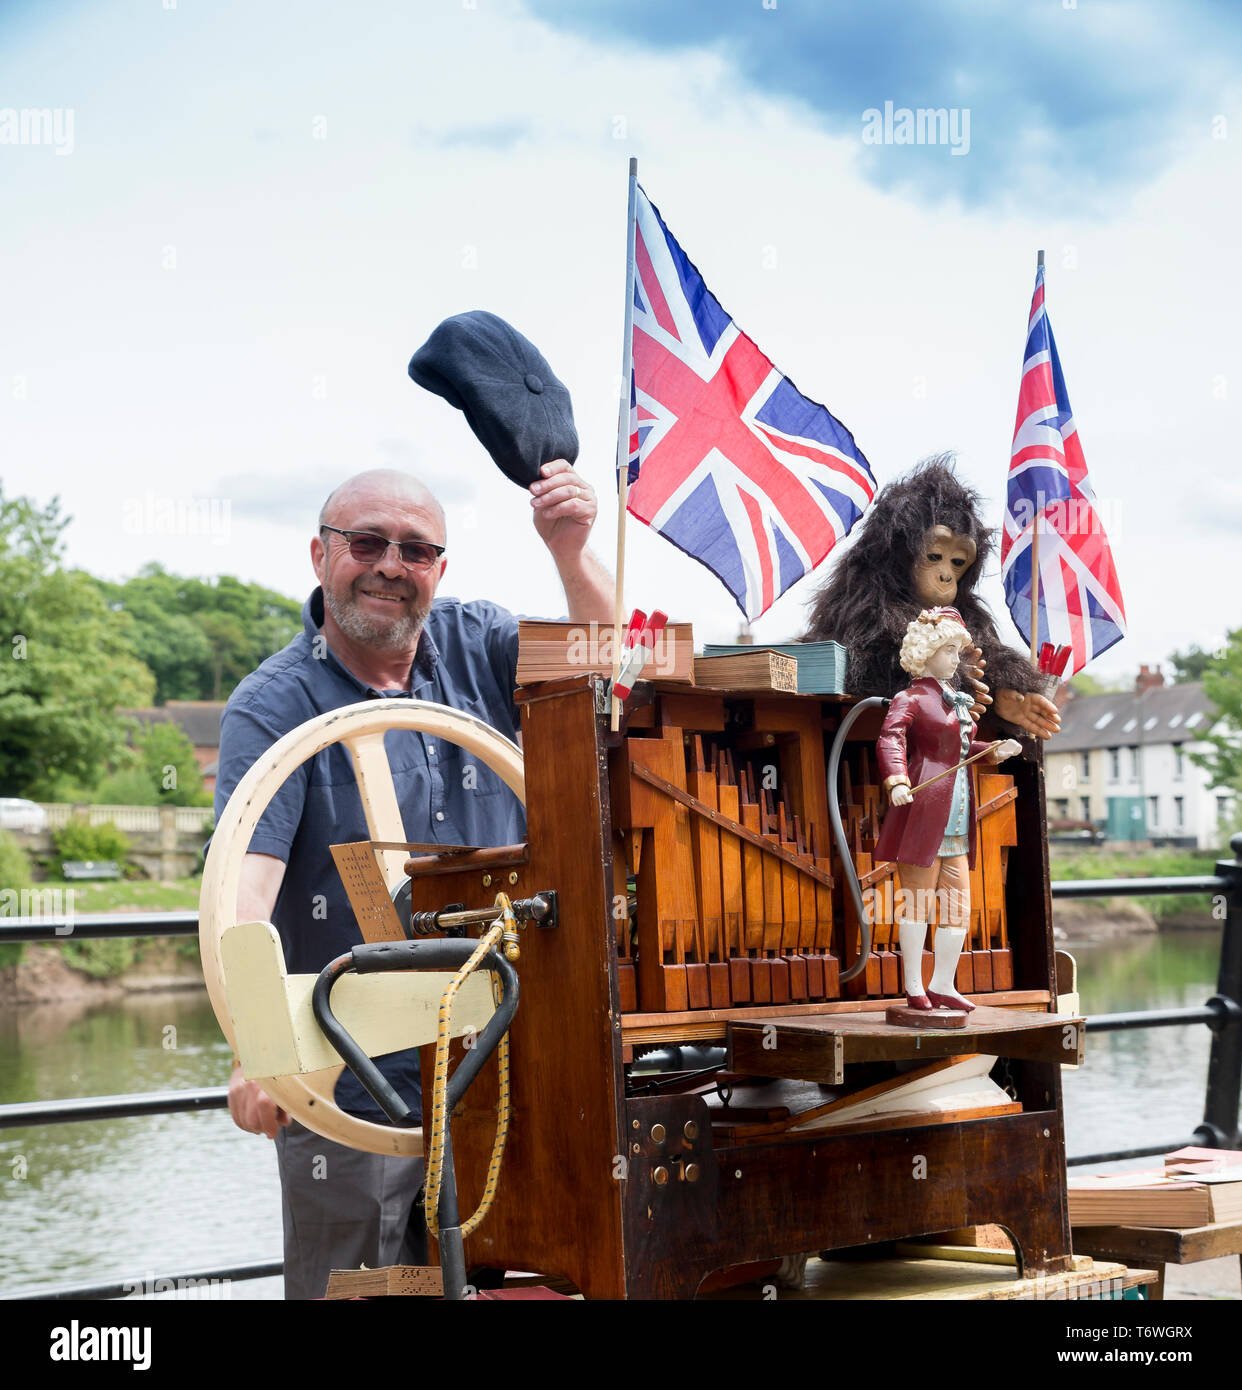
508;871;518;885
653;1166;669;1186
1043;1128;1051;1138
685;1162;700;1183
734;1169;743;1179
631;1119;640;1130
631;1142;640;1155
482;873;492;886
651;1123;666;1144
683;1120;698;1141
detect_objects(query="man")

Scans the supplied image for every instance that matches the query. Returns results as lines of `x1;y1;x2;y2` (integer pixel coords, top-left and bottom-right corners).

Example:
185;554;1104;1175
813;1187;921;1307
215;460;613;1298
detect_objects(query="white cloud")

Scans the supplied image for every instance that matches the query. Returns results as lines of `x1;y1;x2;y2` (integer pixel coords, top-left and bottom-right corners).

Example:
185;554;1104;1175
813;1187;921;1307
0;0;1236;679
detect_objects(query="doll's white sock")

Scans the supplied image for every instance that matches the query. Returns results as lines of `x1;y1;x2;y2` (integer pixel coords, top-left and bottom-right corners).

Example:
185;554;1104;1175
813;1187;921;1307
929;925;969;998
898;920;928;997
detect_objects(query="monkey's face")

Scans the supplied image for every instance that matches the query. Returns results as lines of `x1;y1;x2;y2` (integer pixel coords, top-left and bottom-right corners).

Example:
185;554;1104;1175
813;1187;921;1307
911;524;978;605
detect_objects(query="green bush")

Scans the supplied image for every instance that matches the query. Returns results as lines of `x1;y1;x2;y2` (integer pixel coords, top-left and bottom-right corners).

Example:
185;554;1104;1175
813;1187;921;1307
1050;847;1221;919
60;937;136;978
0;829;33;967
52;816;132;867
93;767;162;806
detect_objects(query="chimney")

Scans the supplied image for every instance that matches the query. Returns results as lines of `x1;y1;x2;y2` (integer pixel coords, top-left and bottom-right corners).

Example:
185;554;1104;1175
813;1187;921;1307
1135;664;1164;695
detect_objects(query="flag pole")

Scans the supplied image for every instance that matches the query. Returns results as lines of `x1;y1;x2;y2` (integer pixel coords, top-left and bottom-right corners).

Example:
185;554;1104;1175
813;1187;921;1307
1029;248;1044;665
611;156;639;730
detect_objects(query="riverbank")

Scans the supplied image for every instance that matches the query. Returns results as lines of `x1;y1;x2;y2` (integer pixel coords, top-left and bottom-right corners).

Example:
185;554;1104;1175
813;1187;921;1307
1051;846;1223;929
0;877;204;1003
0;939;204;1006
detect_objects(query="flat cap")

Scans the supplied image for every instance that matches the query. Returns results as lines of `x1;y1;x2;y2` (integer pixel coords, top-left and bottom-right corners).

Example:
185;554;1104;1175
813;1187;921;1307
407;310;579;488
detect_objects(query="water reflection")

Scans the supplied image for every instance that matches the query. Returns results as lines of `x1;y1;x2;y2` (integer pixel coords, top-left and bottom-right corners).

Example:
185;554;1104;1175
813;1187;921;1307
0;991;283;1300
1062;926;1222;1173
0;926;1227;1299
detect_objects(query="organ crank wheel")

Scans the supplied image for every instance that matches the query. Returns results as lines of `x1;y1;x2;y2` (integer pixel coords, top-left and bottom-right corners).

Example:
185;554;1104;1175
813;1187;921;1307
199;699;526;1157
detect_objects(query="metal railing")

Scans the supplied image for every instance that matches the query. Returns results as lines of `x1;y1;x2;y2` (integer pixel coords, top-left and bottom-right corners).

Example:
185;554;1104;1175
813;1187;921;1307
2;835;1240;1297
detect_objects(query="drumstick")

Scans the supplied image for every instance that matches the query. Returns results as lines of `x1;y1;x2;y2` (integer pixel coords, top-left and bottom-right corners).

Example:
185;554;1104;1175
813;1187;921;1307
907;741;1003;797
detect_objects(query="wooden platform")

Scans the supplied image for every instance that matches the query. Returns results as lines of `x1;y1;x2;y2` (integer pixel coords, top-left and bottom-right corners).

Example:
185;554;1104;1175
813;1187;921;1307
701;1250;1153;1301
728;1004;1086;1085
1072;1219;1242;1301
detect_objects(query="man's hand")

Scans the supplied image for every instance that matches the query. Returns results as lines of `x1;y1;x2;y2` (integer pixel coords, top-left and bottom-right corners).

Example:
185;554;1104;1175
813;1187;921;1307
228;1061;290;1139
993;688;1061;740
990;738;1024;763
529;459;596;561
889;783;913;807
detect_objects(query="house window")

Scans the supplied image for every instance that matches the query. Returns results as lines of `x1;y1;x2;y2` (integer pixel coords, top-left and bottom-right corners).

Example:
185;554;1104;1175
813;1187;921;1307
1174;744;1185;779
1108;748;1120;782
1148;795;1158;828
1130;746;1140;780
1219;796;1231;826
1054;798;1070;819
1080;752;1090;782
1080;796;1092;821
1174;796;1185;828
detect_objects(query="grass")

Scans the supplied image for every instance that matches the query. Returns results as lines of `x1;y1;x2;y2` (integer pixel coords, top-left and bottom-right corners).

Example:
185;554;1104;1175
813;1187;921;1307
39;876;202;914
2;878;205;976
1049;846;1224;919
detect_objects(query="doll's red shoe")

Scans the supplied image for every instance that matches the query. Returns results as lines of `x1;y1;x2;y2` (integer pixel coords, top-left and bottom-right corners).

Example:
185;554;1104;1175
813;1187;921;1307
904;992;934;1010
927;990;975;1013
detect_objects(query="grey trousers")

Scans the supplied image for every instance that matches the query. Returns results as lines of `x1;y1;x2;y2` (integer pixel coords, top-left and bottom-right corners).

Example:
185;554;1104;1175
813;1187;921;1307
274;1119;427;1300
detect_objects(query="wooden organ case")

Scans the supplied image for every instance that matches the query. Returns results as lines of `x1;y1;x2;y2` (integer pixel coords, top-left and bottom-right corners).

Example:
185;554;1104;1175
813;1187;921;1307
408;675;1082;1299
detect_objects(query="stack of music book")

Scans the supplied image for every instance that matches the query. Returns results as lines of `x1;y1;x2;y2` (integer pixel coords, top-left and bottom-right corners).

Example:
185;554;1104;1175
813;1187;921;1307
693;648;798;692
701;640;847;694
516;619;694;686
1067;1147;1242;1227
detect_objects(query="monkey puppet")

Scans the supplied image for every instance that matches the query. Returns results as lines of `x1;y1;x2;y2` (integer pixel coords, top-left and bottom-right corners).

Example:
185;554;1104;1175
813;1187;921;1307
805;455;1060;740
874;609;1023;1010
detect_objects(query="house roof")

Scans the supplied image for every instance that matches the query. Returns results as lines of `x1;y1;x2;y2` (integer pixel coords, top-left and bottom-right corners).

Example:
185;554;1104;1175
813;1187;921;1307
1048;682;1217;752
121;701;225;748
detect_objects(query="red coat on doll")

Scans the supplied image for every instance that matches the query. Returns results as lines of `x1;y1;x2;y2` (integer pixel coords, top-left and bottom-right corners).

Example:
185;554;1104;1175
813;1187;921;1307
873;676;993;869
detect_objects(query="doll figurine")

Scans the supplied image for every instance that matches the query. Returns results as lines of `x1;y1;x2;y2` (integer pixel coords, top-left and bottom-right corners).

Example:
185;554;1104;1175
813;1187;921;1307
874;608;1023;1012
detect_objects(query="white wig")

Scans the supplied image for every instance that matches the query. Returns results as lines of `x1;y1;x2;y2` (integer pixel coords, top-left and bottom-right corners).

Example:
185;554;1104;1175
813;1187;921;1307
899;608;973;677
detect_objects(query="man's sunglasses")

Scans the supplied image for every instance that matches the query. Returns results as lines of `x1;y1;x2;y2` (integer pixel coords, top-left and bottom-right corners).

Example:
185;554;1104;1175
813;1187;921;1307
320;525;446;571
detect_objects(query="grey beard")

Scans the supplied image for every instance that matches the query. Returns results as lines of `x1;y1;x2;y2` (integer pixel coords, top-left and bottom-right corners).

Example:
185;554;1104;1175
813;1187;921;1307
324;583;430;652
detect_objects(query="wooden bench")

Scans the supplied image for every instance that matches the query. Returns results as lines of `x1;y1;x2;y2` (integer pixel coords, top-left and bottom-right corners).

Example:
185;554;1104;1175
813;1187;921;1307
1072;1221;1242;1301
60;860;121;880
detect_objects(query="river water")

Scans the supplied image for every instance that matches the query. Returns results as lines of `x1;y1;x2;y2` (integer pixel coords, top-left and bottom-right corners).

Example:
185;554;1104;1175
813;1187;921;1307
0;925;1225;1300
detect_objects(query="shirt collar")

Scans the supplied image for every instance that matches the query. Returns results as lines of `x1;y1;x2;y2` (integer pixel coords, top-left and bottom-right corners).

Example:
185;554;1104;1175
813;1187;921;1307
302;586;439;697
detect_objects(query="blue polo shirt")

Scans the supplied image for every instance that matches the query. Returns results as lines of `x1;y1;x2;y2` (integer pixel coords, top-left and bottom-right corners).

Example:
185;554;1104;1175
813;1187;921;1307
214;587;527;1122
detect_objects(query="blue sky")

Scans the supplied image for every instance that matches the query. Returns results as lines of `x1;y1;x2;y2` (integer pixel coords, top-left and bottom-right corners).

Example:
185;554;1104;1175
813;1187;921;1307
1;0;1238;679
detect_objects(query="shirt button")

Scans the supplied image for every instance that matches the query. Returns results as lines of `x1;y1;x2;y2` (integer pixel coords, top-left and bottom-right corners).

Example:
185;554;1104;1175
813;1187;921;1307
435;811;445;822
427;744;436;756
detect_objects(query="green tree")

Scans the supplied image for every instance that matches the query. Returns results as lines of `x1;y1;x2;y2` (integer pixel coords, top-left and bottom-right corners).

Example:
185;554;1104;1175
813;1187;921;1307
1191;626;1242;794
136;720;210;806
1069;672;1127;697
1169;645;1217;684
98;565;300;703
0;488;155;797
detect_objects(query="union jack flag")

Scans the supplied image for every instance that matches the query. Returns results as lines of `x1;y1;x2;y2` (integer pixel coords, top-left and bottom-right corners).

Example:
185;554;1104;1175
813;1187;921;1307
624;186;875;621
1000;264;1126;675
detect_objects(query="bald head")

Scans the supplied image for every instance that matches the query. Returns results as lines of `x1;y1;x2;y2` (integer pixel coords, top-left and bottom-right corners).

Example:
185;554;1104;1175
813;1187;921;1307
318;469;446;543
